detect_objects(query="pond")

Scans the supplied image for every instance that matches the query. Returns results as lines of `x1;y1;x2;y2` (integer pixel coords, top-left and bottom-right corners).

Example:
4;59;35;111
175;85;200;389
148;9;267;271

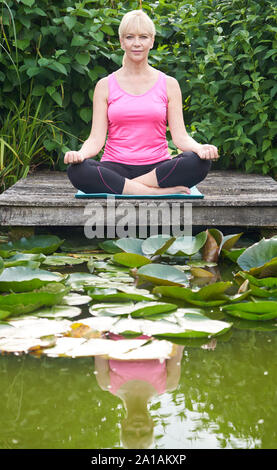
0;229;277;450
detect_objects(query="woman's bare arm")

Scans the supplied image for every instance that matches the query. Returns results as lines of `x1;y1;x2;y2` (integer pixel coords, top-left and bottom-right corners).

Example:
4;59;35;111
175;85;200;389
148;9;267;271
166;76;219;161
64;78;108;164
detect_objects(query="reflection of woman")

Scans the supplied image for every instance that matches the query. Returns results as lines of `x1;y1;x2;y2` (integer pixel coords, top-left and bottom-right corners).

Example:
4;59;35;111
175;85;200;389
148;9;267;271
65;10;218;196
94;345;184;449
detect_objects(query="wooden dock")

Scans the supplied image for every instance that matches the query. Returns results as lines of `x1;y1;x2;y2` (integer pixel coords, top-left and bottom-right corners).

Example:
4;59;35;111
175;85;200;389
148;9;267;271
0;170;277;229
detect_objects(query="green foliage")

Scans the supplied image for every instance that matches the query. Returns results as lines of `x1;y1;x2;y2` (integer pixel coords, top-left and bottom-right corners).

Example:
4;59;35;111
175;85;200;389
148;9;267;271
0;0;276;184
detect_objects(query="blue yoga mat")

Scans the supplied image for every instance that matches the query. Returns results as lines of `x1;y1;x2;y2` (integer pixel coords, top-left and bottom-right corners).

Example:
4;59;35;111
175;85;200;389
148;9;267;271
75;185;204;199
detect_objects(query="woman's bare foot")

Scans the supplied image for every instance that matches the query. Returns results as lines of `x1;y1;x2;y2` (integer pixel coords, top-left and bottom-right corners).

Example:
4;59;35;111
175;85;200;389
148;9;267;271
123;178;190;195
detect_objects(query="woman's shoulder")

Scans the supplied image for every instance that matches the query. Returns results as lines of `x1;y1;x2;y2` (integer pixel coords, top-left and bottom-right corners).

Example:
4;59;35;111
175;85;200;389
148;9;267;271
94;76;109;100
163;73;181;99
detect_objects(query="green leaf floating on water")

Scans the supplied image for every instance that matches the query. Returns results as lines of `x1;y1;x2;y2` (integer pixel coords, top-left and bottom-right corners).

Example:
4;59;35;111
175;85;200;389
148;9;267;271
3;252;46;268
141;235;176;257
0;257;4;275
114;237;144;255
113;252;151;268
136;263;190;286
222;300;277;321
109;313;232;338
42;254;89;266
89;301;178;318
0;235;64;257
0;266;66;292
153;281;233;306
86;285;157;302
166;232;207;256
237;237;277;277
0;282;70;319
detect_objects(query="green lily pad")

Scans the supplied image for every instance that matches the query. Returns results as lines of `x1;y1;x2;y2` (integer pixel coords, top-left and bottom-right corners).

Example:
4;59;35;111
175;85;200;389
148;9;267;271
0;235;64;257
86;285;157;302
221;248;245;263
98;240;123;253
110;314;232;338
114;237;144;255
113;252;151;268
0;282;70;319
42;254;88;266
34;305;82;319
0;266;66;292
222;300;277;321
237;237;277;274
166;232;207;256
136;263;190;286
89;301;177;318
3;252;47;268
141;235;176;257
153;282;233;306
0;257;4;275
65;272;100;289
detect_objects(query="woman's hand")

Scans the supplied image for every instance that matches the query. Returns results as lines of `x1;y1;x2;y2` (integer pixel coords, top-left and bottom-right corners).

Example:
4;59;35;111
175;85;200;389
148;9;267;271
197;144;219;160
64;151;85;165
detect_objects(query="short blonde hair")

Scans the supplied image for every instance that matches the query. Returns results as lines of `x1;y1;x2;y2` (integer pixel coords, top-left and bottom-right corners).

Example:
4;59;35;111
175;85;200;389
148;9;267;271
119;10;156;38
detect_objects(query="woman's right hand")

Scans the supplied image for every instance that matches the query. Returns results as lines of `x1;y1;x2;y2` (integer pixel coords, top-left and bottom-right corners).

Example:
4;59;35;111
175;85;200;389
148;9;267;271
64;151;85;164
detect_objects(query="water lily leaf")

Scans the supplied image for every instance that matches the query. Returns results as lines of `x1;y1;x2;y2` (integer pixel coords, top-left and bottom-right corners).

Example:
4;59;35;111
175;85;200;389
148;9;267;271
110;314;232;338
42;254;88;266
89;301;177;318
166;232;207;256
0;283;70;318
86;285;156;302
0;310;11;320
153;281;233;306
221;248;245;263
190;267;215;278
222;300;277;321
114;237;144;255
236;271;277;288
0;317;71;339
113;252;151;268
202;230;243;262
0;336;55;354
141;235;176;256
98;240;123;253
65;272;100;289
0;266;66;292
34;305;82;319
136;263;190;286
237;237;277;272
62;293;92;305
3;252;46;268
0;235;64;256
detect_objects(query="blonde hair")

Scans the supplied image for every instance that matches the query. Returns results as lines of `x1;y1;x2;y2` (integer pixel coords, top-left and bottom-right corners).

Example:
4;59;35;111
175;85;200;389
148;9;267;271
119;10;156;38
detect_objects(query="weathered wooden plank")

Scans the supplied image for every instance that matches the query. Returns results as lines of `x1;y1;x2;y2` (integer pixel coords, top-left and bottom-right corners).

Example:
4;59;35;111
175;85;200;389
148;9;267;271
0;170;277;227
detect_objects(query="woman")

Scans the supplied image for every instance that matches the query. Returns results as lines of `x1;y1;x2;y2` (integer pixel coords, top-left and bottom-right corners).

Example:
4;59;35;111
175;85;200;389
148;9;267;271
65;10;219;195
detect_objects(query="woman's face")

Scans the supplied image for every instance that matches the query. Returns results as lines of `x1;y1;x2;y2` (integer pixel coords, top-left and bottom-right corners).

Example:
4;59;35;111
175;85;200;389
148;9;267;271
120;31;154;61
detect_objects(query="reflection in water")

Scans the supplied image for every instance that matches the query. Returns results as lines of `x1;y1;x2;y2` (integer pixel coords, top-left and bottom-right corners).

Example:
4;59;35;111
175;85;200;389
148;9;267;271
95;340;184;449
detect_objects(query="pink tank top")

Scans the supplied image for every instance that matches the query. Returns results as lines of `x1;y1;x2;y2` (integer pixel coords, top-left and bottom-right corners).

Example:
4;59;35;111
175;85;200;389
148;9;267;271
109;359;167;395
101;71;171;165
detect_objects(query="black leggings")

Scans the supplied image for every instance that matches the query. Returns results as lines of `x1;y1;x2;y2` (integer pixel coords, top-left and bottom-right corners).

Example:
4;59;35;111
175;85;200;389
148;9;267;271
67;151;211;194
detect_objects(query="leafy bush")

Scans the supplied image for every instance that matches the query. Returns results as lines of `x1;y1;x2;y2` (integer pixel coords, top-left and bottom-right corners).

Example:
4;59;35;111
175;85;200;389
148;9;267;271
0;0;276;179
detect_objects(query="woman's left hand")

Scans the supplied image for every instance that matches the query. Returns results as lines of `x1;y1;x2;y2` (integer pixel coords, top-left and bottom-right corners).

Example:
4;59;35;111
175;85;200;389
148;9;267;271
197;144;219;160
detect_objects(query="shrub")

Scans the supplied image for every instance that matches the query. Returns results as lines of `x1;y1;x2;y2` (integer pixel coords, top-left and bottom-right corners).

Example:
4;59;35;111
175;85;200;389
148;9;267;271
0;0;276;178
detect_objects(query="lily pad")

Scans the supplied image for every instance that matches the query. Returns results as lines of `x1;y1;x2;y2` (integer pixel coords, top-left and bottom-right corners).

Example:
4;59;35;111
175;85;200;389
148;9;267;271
153;282;233;306
237;237;277;274
0;283;70;318
34;305;82;319
109;314;232;339
141;235;176;257
86;285;157;302
222;300;277;321
114;237;144;255
112;252;151;268
0;266;66;292
65;272;100;289
3;252;46;268
0;257;3;275
202;229;243;262
89;301;177;318
136;263;190;286
0;235;64;257
98;240;123;253
42;254;88;266
166;232;207;256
